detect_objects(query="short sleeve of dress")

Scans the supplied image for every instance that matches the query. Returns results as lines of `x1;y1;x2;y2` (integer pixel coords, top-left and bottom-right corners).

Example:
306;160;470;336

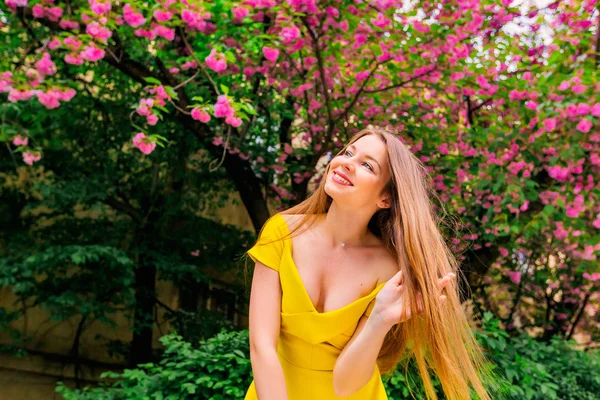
246;214;287;273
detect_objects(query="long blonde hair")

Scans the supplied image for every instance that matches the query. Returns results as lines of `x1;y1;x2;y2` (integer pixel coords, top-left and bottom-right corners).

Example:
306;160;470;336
246;127;497;399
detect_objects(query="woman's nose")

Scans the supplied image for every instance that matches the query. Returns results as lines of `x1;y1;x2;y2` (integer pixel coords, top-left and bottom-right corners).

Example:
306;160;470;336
340;157;355;172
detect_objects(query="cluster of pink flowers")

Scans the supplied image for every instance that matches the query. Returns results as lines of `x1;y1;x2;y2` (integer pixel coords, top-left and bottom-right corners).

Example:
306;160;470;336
181;4;214;32
191;107;211;123
32;3;63;21
213;95;242;127
23;152;42;165
86;21;112;42
123;4;146;27
135;85;172;125
136;98;158;125
205;49;227;72
10;133;42;165
132;132;156;155
262;46;279;62
12;135;28;146
36;87;77;109
35;52;57;76
89;0;112;15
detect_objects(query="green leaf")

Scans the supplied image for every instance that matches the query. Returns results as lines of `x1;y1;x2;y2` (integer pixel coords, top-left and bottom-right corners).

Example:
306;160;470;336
144;77;162;85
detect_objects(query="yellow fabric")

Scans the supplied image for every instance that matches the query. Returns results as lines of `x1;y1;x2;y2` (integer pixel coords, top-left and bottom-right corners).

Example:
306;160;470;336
245;213;388;399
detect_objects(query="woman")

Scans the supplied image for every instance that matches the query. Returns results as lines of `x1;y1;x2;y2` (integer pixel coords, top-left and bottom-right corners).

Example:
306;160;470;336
243;128;495;399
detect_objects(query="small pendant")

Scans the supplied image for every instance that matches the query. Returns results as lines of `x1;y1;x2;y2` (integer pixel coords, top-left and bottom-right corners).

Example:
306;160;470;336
340;242;345;247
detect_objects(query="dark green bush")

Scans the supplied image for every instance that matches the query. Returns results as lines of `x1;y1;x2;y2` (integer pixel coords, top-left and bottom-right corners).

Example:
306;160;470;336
57;313;600;400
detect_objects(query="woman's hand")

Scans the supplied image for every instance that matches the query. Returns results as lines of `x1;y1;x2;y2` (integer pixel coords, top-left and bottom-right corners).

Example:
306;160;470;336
369;270;456;330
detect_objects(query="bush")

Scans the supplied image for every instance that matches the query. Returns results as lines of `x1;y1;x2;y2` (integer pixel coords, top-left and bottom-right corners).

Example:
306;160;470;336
57;330;252;400
475;312;600;400
57;314;600;400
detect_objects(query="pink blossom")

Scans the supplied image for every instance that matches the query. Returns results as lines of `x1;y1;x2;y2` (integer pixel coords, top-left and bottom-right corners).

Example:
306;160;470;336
86;21;112;41
213;136;223;146
575;103;591;115
213;95;234;118
372;13;390;28
37;90;61;109
64;36;82;50
205;49;227;72
576;118;592;133
153;9;173;22
136;98;153;116
583;272;600;281
35;52;57;76
507;271;521;285
557;80;570;90
59;20;79;30
355;70;370;81
12;135;28;146
280;25;300;44
6;0;28;7
571;83;587;94
8;89;35;102
134;29;156;39
58;88;76;101
542;117;556;131
65;53;84;65
191;107;211;123
32;4;44;18
591;103;600;117
22;152;41;165
123;4;146;27
231;6;249;21
225;115;242;127
45;6;63;21
80;44;105;62
525;100;538;110
262;46;279;62
48;38;62;49
132;132;156;154
147;114;158;125
153;24;175;40
180;60;197;70
90;0;111;15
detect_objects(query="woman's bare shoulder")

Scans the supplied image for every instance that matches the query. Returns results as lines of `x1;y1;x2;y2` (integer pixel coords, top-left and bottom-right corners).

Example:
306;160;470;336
280;213;312;231
372;240;400;284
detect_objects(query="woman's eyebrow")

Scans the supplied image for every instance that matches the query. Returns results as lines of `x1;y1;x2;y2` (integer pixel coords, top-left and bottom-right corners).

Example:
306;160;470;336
349;144;381;169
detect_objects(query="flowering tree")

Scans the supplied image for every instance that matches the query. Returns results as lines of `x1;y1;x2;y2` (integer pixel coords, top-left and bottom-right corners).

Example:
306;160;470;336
1;0;599;348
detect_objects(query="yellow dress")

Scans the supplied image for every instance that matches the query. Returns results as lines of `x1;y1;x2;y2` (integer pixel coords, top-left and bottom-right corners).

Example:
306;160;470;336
244;213;388;400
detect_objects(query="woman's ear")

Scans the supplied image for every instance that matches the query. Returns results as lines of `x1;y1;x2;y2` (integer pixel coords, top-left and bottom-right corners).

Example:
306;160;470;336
378;194;391;209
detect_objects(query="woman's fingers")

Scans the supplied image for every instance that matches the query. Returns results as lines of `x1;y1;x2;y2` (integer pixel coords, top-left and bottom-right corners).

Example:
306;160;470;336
438;272;456;290
390;269;404;286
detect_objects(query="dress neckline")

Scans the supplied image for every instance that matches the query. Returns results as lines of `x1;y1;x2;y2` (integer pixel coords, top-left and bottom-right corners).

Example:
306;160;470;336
277;214;385;315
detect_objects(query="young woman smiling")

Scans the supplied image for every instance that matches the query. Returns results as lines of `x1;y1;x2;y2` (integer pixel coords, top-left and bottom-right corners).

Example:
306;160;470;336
243;128;495;400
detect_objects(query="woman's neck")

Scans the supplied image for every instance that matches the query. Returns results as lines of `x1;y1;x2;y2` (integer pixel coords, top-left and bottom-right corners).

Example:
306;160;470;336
318;202;374;249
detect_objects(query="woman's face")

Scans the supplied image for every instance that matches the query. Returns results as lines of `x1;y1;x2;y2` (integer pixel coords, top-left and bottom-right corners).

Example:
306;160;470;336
324;134;391;210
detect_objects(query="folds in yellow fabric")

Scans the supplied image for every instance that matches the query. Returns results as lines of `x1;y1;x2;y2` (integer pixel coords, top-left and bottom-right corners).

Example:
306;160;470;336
246;214;286;272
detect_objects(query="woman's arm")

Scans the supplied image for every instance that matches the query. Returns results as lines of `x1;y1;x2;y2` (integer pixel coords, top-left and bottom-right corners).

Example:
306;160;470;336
332;314;391;397
248;261;288;400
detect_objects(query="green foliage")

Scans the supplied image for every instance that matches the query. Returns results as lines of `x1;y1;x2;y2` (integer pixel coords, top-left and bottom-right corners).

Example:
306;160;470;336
56;330;252;400
56;315;600;400
0;245;135;326
475;312;600;400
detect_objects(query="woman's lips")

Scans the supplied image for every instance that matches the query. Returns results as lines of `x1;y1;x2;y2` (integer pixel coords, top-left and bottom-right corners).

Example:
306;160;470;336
332;171;353;186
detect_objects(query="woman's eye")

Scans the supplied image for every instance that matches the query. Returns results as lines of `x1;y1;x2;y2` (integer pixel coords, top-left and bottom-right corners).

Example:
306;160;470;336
344;150;352;157
363;162;373;171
